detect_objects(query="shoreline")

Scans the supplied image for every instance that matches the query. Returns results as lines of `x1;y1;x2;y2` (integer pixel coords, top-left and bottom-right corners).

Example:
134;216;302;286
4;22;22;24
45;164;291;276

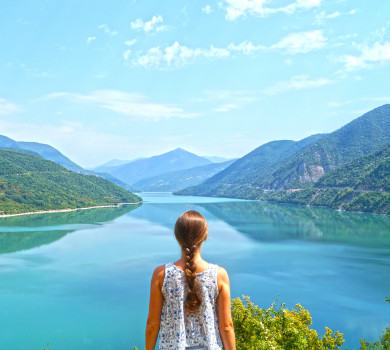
0;201;143;218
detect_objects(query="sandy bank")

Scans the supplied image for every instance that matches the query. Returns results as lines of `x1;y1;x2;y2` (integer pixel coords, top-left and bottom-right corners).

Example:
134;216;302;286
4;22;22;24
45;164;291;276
0;201;143;218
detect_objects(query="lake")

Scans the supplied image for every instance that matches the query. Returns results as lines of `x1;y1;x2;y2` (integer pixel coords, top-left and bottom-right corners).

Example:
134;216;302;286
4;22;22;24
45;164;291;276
0;193;389;349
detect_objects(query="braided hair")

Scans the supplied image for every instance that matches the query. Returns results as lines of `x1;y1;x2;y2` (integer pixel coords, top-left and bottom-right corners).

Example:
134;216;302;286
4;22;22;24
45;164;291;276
174;210;208;314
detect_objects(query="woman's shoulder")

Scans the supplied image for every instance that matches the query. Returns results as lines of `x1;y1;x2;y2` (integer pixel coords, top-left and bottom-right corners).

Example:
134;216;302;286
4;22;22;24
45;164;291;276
216;266;230;290
151;264;166;287
217;265;229;278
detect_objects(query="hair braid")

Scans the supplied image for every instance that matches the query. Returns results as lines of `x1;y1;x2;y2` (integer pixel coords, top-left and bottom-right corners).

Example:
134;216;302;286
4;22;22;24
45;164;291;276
174;211;208;314
184;244;201;314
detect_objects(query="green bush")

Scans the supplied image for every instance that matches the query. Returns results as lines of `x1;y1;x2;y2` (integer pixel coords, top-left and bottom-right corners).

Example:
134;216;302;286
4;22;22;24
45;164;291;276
358;327;390;349
231;296;344;350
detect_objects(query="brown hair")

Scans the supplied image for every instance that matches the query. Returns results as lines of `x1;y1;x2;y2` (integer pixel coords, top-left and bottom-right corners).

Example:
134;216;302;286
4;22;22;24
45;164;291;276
174;210;208;314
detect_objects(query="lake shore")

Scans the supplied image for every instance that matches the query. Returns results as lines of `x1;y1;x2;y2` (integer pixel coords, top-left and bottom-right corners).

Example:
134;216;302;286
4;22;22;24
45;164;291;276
0;201;143;218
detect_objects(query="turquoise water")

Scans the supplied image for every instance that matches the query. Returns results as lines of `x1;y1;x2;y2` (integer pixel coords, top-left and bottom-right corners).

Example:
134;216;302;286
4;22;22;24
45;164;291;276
0;193;389;349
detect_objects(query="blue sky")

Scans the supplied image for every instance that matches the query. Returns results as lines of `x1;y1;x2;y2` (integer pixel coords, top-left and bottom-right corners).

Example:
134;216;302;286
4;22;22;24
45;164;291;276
1;0;390;167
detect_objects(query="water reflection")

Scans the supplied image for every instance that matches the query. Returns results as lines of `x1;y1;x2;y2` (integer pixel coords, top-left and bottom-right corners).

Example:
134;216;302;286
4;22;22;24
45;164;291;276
0;204;141;254
198;201;390;246
129;198;390;247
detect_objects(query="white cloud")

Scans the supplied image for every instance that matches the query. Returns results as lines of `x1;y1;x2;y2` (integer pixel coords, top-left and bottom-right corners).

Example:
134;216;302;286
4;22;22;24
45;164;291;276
263;75;332;94
123;49;132;61
272;30;327;54
132;31;325;68
98;24;118;36
134;41;230;67
124;39;137;46
340;41;390;71
202;5;213;14
223;0;321;20
0;98;21;115
87;36;96;44
315;10;340;24
228;41;264;54
43;90;197;121
196;90;257;112
131;15;168;33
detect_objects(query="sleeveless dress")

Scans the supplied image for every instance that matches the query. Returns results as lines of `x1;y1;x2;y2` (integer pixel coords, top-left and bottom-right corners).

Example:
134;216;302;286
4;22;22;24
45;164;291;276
159;262;223;350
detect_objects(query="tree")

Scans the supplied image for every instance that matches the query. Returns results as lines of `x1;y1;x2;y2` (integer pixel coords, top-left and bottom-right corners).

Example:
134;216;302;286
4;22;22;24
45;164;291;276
231;296;344;350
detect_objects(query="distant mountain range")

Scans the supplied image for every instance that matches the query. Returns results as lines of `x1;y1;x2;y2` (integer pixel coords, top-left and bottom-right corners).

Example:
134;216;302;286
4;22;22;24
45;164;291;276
176;105;390;214
0;148;141;215
176;134;326;198
100;148;213;185
1;104;389;215
92;158;142;172
132;159;236;192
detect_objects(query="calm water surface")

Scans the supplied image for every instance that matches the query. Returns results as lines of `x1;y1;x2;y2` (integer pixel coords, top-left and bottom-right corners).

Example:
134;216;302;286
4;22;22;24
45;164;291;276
0;193;389;349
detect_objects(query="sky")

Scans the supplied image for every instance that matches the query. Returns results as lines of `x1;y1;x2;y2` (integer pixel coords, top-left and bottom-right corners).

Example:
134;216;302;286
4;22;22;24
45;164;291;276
1;0;390;168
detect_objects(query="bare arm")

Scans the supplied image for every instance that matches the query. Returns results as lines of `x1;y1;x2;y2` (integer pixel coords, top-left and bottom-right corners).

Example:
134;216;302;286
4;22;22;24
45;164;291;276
145;265;164;350
217;267;236;350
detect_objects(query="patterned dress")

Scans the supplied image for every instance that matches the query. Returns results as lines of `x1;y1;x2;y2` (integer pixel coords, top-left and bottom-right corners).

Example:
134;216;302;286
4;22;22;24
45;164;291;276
159;262;223;350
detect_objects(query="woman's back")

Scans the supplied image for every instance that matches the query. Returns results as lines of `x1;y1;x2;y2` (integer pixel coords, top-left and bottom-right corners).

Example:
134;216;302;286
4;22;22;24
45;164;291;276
159;262;223;350
145;211;235;350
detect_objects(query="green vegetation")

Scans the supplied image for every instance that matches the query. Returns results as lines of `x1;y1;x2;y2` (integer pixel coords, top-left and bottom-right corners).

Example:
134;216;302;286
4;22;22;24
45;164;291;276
0;149;141;215
358;327;390;349
176;105;390;214
232;296;390;350
255;143;390;214
176;135;324;198
316;142;390;191
232;296;344;349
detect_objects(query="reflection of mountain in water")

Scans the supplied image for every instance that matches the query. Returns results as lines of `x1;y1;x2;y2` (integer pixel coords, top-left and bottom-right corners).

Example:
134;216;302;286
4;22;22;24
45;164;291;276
127;202;216;231
128;200;390;247
0;204;141;254
197;201;390;246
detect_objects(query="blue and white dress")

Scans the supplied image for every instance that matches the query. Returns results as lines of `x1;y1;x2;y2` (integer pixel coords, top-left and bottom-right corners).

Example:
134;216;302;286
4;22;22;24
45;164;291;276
159;262;223;350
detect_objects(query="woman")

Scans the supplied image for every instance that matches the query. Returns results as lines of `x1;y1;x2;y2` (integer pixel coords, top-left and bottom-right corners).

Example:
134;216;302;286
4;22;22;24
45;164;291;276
145;210;236;350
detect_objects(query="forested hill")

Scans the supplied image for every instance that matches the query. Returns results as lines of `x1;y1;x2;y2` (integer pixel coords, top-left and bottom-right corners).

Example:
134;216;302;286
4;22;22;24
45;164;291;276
0;149;141;215
259;143;390;214
176;134;326;198
262;104;390;190
176;105;390;201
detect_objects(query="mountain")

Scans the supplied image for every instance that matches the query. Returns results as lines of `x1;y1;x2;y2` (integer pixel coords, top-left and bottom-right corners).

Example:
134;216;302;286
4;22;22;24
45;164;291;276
132;159;236;192
259;142;390;214
0;149;141;215
104;148;213;185
92;158;139;172
176;134;326;198
177;104;390;200
0;135;84;173
315;142;390;192
262;104;390;190
0;135;132;190
202;156;233;163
